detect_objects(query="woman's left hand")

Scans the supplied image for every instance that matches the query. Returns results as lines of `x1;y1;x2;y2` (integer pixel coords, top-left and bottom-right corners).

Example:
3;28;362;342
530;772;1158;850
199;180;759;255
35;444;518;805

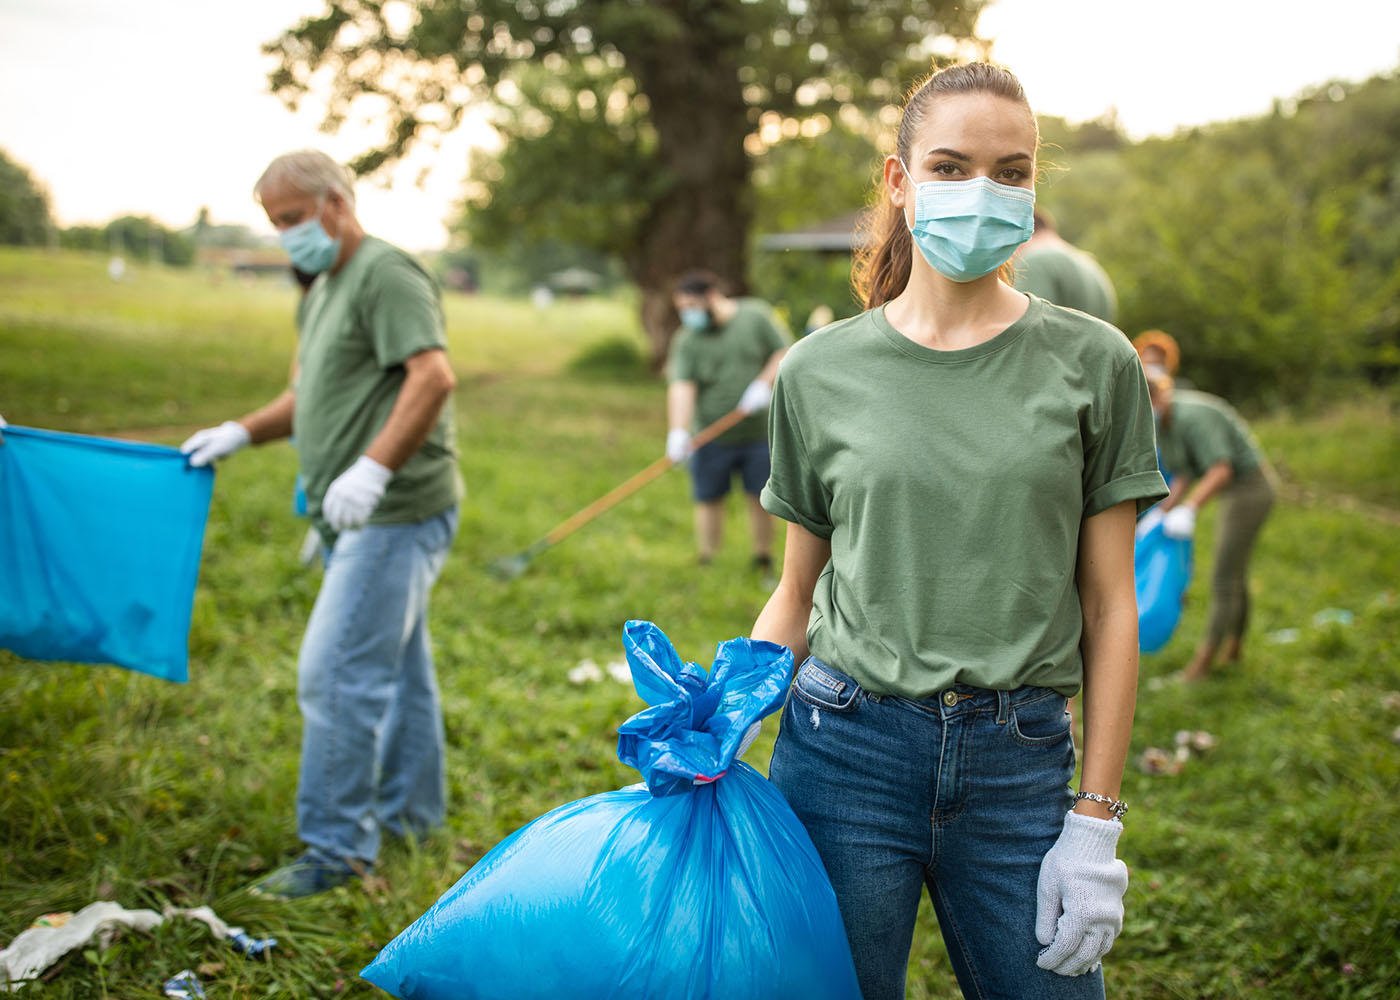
1034;811;1129;976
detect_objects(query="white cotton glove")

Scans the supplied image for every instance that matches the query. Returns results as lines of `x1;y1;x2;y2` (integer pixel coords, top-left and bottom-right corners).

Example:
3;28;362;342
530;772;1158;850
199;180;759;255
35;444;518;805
1162;505;1196;539
1134;508;1164;541
321;455;393;532
665;428;692;464
736;379;773;415
180;420;251;467
1035;811;1129;977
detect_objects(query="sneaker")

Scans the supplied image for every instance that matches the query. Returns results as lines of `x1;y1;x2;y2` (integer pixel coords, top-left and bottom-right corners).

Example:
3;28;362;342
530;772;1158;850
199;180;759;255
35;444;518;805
250;849;368;900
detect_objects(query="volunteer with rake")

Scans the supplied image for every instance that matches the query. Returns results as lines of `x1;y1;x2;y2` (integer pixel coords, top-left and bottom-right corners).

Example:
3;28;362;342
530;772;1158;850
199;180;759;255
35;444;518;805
752;63;1167;999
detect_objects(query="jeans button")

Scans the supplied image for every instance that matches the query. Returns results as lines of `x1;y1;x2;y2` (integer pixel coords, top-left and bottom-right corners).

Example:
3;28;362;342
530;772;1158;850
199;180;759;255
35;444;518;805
942;690;958;707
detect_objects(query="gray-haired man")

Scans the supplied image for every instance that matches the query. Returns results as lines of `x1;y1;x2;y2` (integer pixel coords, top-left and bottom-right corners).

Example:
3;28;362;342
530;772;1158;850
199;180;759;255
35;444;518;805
181;150;462;897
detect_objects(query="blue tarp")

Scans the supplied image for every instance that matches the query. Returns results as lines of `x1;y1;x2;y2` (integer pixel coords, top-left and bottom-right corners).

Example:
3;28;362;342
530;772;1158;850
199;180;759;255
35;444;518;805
1135;520;1193;654
0;424;213;682
361;620;862;1000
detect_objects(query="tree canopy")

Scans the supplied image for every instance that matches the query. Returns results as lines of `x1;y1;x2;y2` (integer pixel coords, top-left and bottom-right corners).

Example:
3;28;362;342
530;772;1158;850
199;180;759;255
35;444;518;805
0;148;54;247
1039;71;1400;404
265;0;990;360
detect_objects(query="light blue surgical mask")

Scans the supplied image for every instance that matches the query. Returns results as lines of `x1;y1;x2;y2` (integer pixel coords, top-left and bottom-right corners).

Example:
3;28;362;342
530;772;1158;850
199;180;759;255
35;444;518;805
278;199;341;275
679;307;711;332
901;161;1035;282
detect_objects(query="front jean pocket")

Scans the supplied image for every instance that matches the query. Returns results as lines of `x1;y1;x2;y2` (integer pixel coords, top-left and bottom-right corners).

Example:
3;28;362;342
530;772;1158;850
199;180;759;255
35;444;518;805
790;657;861;713
1008;691;1071;747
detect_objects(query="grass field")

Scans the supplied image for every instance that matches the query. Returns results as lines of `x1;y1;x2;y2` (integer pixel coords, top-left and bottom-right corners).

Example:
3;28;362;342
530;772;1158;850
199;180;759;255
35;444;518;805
2;248;1398;999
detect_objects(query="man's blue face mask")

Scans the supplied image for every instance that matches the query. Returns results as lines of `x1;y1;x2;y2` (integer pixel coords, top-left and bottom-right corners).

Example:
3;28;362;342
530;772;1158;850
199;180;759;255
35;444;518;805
278;197;341;275
679;307;711;332
900;160;1035;283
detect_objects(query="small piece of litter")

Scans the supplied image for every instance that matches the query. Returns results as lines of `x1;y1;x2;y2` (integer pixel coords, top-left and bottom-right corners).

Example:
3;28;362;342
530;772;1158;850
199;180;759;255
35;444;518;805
567;659;603;685
162;969;207;999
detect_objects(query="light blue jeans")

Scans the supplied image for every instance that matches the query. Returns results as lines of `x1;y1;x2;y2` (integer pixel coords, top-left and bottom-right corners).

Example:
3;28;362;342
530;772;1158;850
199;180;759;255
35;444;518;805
769;656;1105;1000
295;507;457;864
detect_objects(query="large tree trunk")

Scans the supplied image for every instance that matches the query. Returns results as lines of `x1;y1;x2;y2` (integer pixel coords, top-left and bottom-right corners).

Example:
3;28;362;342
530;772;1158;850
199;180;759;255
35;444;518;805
624;8;754;369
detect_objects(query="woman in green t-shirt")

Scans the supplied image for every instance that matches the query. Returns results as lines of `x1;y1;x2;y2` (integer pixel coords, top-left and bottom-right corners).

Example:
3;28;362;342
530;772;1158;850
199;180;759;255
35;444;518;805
752;63;1166;1000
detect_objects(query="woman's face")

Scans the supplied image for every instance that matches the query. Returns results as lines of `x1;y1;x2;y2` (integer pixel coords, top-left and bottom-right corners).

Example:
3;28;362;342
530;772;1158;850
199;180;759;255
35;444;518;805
890;92;1038;215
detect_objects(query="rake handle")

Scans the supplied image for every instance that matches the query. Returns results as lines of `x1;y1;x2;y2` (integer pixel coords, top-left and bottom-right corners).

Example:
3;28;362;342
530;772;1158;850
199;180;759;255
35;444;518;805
542;407;751;546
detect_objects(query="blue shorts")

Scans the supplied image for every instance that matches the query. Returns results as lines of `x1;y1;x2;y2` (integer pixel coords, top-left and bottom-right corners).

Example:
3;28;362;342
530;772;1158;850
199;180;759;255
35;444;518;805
689;440;770;502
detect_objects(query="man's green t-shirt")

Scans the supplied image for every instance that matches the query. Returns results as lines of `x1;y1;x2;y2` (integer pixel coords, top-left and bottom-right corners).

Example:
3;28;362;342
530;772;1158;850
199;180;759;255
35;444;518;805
1155;389;1263;482
294;236;462;543
666;298;791;445
761;295;1167;699
1014;245;1118;324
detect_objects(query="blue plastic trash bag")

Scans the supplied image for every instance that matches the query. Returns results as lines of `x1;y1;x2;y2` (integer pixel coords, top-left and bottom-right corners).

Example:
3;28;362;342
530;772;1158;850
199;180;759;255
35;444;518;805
0;424;214;682
361;620;862;1000
1135;520;1193;654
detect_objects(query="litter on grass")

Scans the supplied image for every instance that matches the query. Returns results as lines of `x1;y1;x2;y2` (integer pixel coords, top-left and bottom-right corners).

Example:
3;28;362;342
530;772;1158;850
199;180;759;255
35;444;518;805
567;658;632;685
1137;730;1218;776
162;969;207;999
0;901;274;992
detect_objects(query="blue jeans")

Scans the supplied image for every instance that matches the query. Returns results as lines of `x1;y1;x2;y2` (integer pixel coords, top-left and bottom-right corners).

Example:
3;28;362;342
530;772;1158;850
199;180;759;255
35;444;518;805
296;507;457;864
769;657;1105;1000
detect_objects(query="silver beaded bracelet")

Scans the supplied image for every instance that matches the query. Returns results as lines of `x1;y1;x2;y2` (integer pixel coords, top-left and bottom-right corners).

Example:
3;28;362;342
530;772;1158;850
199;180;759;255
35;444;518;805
1074;791;1128;821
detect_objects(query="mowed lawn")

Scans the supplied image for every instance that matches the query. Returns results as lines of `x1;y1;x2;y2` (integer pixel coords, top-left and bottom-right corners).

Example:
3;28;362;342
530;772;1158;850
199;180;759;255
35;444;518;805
1;249;1397;999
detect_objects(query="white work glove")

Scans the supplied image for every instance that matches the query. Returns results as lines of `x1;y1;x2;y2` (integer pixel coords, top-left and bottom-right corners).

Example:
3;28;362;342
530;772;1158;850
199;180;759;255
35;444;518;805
736;379;773;415
1035;811;1128;976
665;428;692;464
321;455;393;532
1162;505;1196;539
1134;508;1164;541
180;420;251;467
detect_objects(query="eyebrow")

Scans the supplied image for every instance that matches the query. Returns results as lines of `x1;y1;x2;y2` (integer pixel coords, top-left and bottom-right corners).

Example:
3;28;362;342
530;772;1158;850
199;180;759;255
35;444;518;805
925;147;1033;165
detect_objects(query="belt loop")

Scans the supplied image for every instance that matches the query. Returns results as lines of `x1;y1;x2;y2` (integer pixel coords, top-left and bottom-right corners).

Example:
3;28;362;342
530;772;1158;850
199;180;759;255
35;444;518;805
995;689;1010;725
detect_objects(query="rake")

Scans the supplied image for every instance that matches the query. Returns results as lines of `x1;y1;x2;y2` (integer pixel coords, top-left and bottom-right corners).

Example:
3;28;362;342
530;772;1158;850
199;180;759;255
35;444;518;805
488;407;750;580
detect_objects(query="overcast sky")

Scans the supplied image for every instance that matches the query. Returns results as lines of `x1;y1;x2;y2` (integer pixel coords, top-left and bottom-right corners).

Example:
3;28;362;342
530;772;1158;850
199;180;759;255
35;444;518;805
1;0;1397;251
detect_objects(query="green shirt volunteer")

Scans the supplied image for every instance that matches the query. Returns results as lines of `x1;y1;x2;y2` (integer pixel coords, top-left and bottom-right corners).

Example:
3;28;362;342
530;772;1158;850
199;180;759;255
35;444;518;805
1014;245;1117;323
294;236;462;542
762;295;1167;699
666;298;791;445
1154;389;1263;482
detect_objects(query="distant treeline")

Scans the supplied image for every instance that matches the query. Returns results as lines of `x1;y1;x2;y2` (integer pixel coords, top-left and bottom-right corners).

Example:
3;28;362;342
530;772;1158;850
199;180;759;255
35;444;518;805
1040;71;1399;405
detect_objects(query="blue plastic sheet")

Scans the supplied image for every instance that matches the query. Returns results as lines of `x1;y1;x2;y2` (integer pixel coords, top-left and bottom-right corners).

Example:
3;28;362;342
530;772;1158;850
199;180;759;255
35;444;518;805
361;620;862;1000
0;425;213;682
1135;521;1193;654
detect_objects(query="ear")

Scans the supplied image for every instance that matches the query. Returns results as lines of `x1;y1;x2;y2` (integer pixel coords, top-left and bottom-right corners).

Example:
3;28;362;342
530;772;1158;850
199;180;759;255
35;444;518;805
884;155;909;210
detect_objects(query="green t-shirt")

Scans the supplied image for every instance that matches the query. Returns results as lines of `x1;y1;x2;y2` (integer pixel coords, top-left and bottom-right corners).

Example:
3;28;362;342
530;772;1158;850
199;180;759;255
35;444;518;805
761;295;1167;699
1155;389;1263;482
666;298;791;445
1013;245;1118;324
294;236;462;543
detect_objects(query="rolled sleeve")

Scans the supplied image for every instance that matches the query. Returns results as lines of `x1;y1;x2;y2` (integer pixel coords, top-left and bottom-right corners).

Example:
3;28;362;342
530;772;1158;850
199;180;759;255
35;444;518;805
760;368;834;537
1083;356;1169;517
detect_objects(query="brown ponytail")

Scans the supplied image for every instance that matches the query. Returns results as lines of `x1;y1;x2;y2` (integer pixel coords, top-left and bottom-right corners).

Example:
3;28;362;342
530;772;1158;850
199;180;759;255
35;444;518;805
851;62;1037;310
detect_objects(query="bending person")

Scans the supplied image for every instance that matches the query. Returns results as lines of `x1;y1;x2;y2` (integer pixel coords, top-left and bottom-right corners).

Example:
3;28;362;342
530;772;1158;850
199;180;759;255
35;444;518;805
1142;372;1274;680
751;63;1166;999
